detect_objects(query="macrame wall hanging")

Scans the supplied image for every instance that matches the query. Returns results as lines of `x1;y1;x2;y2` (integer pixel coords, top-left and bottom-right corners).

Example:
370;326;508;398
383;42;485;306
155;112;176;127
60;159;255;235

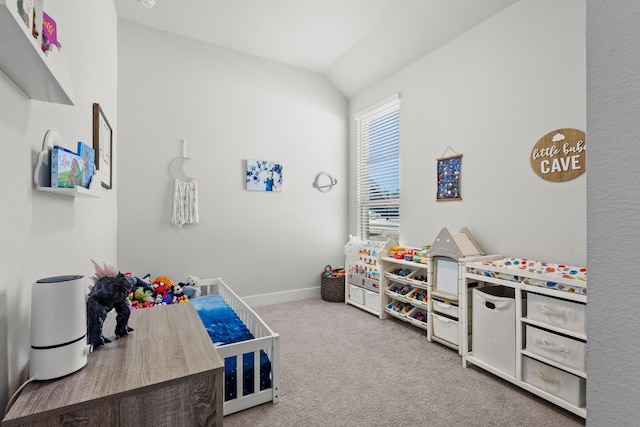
169;139;199;228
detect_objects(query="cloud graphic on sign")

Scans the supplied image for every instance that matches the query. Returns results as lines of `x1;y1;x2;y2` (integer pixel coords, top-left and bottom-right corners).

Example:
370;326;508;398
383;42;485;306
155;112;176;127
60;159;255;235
552;133;566;143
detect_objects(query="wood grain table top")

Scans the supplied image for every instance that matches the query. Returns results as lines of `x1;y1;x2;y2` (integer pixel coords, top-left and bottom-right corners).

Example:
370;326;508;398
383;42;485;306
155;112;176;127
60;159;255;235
3;303;223;424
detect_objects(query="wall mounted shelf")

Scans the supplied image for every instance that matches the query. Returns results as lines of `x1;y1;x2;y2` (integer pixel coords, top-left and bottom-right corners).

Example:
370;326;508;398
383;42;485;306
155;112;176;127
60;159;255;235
0;0;75;105
33;129;101;198
35;181;101;198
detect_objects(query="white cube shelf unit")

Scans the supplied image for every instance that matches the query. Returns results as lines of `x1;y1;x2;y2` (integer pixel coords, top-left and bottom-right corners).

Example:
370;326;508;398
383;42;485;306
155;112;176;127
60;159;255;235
462;256;588;418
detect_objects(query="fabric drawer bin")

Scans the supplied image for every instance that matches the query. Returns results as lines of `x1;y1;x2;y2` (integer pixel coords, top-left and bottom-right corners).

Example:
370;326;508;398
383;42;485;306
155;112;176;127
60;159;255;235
432;313;459;345
523;356;586;407
362;277;380;292
432;299;459;319
525;325;586;372
349;285;365;305
348;275;379;292
364;289;379;311
527;293;586;334
472;286;516;376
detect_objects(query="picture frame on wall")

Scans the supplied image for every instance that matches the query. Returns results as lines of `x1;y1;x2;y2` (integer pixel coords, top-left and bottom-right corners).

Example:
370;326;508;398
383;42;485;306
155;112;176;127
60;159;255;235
436;153;462;201
245;159;283;191
92;103;113;189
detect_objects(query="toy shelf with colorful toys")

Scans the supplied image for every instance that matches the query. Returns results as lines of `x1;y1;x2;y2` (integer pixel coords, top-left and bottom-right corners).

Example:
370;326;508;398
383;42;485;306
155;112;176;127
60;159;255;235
380;246;430;331
344;236;392;317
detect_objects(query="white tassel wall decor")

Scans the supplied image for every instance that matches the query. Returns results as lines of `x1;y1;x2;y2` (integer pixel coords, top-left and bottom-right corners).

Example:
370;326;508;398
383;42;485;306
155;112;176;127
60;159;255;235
171;179;199;228
169;139;199;228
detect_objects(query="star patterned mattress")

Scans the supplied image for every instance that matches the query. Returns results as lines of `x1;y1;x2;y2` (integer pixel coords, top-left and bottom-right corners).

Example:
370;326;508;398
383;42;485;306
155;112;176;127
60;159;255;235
467;258;587;295
191;294;272;402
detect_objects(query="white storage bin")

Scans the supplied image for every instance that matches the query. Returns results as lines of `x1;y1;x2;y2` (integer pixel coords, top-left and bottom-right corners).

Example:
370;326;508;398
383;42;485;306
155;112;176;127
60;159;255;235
432;299;459;319
407;270;428;286
349;284;365;305
523;356;586;407
407;306;428;329
527;293;586;334
432;312;459;345
525;325;586;372
472;286;516;376
406;288;428;307
364;289;379;311
386;282;413;300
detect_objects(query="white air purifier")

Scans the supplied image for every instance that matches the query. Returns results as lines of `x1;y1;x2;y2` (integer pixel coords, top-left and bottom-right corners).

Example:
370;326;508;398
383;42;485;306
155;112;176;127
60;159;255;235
30;275;91;380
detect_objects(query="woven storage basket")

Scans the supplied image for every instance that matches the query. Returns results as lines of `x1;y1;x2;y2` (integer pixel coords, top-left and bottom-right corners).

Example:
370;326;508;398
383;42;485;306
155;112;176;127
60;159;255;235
321;273;345;303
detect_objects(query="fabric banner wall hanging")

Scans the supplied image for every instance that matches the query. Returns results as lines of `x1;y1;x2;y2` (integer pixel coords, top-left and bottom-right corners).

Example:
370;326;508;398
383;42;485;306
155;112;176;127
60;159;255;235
436;153;462;202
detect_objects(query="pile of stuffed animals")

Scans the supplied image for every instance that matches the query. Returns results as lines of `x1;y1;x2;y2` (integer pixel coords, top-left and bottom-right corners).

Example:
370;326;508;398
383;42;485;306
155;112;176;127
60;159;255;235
127;273;200;309
86;260;202;350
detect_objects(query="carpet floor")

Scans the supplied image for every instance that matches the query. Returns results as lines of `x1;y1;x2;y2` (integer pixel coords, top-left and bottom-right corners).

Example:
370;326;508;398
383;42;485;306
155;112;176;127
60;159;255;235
223;298;586;427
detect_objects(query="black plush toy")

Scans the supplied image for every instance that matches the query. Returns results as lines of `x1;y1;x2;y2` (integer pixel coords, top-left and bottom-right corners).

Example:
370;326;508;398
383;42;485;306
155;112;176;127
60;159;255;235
86;273;134;349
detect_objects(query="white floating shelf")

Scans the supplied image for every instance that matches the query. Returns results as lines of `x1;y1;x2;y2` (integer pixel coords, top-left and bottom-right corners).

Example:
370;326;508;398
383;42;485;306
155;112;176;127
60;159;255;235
33;129;101;198
0;1;75;105
35;185;99;198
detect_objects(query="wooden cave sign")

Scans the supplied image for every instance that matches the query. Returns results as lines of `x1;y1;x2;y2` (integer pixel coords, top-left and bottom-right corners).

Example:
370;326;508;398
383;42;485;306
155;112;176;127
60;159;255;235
530;128;586;182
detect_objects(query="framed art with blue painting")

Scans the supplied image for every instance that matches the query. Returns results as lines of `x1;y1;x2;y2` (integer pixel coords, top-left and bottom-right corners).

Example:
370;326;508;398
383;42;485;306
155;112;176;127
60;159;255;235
246;159;283;192
436;154;462;201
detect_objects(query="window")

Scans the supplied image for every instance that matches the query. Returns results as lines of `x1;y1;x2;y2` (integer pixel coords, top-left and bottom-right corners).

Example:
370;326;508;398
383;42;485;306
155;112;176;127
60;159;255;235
355;95;400;243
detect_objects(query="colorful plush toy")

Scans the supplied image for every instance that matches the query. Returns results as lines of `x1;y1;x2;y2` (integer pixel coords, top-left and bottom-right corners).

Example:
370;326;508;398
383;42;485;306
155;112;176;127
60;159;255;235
183;276;202;298
154;275;176;288
171;283;184;297
171;283;188;303
133;286;149;302
152;278;171;304
182;284;200;298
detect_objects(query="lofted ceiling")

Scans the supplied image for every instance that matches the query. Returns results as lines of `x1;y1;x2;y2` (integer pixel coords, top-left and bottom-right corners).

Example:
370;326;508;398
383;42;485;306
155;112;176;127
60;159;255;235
115;0;518;98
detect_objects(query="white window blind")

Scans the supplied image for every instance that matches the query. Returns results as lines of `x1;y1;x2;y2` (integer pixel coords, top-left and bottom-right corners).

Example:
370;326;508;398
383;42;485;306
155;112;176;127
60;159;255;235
355;95;400;243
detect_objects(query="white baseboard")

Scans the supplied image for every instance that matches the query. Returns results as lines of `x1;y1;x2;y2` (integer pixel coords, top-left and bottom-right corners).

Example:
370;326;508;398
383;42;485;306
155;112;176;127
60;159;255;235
241;286;321;307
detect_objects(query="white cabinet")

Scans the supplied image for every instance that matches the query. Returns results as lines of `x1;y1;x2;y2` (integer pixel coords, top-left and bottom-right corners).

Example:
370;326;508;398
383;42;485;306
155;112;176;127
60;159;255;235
0;1;75;104
380;254;429;330
344;239;391;317
426;228;486;353
463;257;587;418
427;256;480;353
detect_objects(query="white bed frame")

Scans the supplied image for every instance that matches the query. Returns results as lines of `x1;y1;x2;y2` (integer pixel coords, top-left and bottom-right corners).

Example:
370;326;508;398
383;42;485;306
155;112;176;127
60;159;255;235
193;277;281;416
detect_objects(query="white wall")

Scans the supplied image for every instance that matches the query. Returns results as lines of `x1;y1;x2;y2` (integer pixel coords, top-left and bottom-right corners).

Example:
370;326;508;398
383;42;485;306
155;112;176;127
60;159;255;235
0;0;118;412
349;0;586;266
586;2;640;425
116;21;348;301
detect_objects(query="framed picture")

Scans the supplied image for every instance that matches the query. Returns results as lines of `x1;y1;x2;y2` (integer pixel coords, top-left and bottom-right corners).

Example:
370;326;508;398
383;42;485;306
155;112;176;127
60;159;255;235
245;159;283;191
436;153;462;201
92;103;113;189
